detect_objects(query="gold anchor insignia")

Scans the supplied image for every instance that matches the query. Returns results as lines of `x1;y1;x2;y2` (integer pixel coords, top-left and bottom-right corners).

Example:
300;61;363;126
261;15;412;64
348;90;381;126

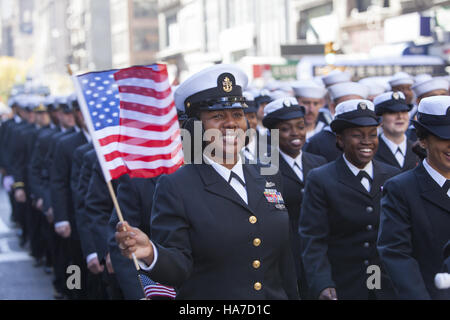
392;92;400;100
223;77;233;93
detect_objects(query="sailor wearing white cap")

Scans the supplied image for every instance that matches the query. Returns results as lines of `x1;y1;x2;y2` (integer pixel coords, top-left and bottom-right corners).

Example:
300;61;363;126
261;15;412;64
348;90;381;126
378;96;450;300
292;80;327;140
300;99;399;300
116;64;299;300
322;70;352;88
358;78;386;102
304;82;369;163
373;91;419;172
263;97;327;298
412;77;449;104
389;72;414;105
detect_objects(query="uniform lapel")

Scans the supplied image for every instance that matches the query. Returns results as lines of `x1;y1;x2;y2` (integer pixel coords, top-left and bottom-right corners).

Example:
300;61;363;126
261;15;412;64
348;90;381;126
336;156;371;197
415;163;450;213
243;165;267;213
279;155;303;186
370;160;387;198
302;153;316;182
195;163;255;215
404;139;419;169
376;137;400;169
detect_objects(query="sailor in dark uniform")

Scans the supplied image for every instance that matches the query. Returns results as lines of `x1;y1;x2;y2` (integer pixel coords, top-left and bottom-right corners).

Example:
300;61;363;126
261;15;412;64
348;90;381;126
116;64;299;300
299;99;399;300
254;89;272;137
408;77;450;142
304;81;368;162
373;91;419;172
291;80;328;142
262;97;327;298
377;95;450;300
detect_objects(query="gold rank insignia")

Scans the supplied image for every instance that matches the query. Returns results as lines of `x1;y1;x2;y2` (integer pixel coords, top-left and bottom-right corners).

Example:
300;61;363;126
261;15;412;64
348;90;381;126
392;92;400;100
223;77;233;93
265;181;275;188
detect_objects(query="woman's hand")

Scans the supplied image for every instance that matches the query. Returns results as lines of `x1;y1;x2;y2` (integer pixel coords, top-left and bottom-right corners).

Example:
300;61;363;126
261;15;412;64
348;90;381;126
115;221;154;266
319;288;338;300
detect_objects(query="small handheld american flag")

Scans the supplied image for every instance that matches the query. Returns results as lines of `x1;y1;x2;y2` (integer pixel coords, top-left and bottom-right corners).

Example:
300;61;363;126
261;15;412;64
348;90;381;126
139;273;177;300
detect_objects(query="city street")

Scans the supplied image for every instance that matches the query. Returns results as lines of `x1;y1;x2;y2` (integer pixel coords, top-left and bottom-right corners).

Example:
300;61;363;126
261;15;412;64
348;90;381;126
0;187;53;300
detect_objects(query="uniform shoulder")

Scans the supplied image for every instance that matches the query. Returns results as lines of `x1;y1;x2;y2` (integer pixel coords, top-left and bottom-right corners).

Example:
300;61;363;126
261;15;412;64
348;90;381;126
374;159;401;176
303;151;327;165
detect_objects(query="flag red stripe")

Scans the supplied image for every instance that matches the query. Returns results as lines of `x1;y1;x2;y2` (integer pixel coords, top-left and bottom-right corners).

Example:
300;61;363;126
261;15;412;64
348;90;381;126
127;160;184;179
104;143;183;162
118;85;172;100
114;65;168;82
109;165;128;180
99;135;120;147
118;130;180;147
120;114;179;131
120;100;175;116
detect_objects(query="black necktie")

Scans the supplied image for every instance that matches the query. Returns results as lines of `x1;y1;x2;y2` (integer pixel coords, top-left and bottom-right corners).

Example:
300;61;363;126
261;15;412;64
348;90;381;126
443;180;450;194
228;171;246;187
357;170;372;182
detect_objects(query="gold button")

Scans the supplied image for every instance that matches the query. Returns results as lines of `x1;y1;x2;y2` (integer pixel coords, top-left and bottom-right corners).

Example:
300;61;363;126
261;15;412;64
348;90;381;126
252;260;261;269
249;216;258;224
253;238;261;247
254;282;262;291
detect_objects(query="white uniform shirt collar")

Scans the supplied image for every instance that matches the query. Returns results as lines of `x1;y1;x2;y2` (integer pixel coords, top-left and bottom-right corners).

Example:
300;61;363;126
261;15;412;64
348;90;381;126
306;121;326;141
14;115;22;124
203;154;245;185
381;133;407;156
423;159;447;189
343;154;373;179
279;149;303;171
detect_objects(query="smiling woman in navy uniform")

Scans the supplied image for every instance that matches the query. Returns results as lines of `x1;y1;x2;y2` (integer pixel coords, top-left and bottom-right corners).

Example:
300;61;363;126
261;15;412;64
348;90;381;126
373;91;419;172
262;97;326;298
115;64;299;300
377;96;450;300
299;99;400;300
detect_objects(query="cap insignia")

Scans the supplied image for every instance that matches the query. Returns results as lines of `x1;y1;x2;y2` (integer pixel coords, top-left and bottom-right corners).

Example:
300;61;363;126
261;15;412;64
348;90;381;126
358;102;367;110
223;77;233;93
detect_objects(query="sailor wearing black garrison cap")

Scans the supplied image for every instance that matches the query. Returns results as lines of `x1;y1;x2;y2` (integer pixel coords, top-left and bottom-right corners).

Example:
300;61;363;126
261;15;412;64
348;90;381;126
115;64;299;300
374;91;419;172
299;99;399;300
378;96;450;300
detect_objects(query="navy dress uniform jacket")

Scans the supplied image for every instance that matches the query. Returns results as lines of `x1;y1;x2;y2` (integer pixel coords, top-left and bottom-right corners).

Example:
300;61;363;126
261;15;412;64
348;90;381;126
144;163;299;300
108;175;158;300
374;137;419;172
377;163;450;299
71;144;97;259
51;131;87;233
303;129;342;163
278;152;327;298
299;157;400;300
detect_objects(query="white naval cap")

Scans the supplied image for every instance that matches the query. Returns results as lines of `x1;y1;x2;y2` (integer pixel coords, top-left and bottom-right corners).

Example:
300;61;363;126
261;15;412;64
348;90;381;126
413;95;450;139
417;95;450;116
414;74;432;84
291;80;327;99
373;91;410;115
328;82;369;101
331;99;380;133
358;78;386;97
389;72;414;87
334;99;375;117
243;91;255;102
270;90;291;101
322;70;352;87
262;97;305;129
174;64;248;116
411;77;449;98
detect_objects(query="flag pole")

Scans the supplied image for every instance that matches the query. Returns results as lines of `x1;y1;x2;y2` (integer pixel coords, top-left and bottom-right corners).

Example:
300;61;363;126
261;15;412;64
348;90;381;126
106;180;141;271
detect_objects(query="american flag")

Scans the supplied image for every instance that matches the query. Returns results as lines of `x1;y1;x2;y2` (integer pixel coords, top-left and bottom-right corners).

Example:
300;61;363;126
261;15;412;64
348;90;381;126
73;64;184;181
138;273;177;300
